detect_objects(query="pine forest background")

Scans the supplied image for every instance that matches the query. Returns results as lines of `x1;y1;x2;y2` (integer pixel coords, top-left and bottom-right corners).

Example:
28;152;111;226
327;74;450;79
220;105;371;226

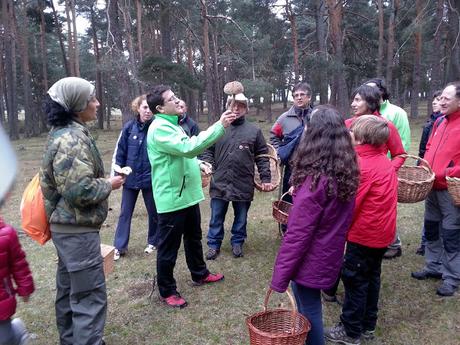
1;0;460;139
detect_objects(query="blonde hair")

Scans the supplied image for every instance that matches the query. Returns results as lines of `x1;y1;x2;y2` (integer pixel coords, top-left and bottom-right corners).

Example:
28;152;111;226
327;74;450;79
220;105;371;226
351;115;389;146
131;94;147;113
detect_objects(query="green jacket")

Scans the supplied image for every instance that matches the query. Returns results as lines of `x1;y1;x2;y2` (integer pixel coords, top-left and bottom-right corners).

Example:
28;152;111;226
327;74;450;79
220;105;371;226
379;100;411;152
40;120;112;231
146;114;225;213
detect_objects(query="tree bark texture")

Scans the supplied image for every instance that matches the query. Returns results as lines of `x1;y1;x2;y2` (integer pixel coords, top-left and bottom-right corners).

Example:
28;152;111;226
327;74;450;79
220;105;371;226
376;0;384;77
410;0;423;119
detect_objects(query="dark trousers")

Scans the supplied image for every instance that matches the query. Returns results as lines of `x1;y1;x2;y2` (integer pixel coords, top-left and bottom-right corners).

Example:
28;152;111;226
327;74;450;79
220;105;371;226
291;282;325;345
156;204;209;298
52;231;107;345
340;242;386;339
114;187;158;251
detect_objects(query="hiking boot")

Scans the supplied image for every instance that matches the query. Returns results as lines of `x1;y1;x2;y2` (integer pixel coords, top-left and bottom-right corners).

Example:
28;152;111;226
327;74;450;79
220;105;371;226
205;248;220;260
361;329;375;340
160;293;188;308
415;245;425;256
325;323;361;345
232;244;244;258
411;269;442;280
383;247;402;259
144;244;156;254
193;272;224;286
436;282;458;297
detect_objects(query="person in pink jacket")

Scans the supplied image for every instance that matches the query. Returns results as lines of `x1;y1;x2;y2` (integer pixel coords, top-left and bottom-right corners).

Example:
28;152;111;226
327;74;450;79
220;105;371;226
271;105;359;345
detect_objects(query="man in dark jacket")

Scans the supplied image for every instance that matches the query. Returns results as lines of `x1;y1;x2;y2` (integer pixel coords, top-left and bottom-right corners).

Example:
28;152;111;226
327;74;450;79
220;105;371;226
178;100;200;137
202;92;272;260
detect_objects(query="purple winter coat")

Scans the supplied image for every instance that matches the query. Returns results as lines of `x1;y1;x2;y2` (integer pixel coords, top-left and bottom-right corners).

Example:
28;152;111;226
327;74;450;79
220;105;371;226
271;176;355;292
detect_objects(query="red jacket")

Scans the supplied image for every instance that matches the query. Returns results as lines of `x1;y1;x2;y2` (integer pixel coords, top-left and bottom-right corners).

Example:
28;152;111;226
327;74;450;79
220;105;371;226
347;144;397;248
424;110;460;190
345;114;406;170
0;218;34;320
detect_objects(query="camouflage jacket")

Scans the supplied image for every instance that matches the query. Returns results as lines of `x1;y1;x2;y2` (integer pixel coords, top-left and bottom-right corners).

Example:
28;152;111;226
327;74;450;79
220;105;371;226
40;120;112;230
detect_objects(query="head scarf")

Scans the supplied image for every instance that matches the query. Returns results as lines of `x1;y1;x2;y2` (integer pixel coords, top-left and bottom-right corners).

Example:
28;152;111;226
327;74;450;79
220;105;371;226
0;125;17;206
48;77;96;113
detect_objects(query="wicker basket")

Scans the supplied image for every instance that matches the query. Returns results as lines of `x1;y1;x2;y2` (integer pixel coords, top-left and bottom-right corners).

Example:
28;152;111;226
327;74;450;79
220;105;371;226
272;192;292;225
247;289;310;345
446;176;460;206
255;144;281;192
397;155;435;203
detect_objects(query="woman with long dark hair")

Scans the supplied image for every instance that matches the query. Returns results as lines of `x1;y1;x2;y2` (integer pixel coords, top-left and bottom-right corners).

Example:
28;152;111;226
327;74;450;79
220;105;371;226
40;77;124;345
270;105;359;345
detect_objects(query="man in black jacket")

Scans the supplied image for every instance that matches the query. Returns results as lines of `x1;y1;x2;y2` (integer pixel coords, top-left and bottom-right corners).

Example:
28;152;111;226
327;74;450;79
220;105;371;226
201;92;272;260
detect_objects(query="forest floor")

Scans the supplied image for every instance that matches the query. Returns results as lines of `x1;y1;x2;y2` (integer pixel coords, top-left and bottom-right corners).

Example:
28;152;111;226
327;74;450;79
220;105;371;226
4;103;460;345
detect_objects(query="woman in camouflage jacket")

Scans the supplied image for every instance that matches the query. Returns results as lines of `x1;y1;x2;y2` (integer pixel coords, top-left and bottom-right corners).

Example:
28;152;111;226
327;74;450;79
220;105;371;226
40;77;124;345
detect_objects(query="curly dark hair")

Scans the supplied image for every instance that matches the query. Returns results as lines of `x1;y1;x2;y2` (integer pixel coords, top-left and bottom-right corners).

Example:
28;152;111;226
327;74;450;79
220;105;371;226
290;105;359;201
43;95;75;127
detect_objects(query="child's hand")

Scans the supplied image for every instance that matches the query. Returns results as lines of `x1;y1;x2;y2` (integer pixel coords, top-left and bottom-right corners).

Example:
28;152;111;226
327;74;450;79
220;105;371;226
22;295;30;303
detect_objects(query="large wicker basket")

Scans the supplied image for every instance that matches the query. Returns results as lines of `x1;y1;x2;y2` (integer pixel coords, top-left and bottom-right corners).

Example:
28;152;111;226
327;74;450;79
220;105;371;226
255;144;281;192
246;289;310;345
446;176;460;206
272;192;292;225
397;155;435;203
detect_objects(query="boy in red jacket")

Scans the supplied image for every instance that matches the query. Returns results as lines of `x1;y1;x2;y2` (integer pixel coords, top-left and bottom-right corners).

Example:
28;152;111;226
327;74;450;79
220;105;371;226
325;115;398;345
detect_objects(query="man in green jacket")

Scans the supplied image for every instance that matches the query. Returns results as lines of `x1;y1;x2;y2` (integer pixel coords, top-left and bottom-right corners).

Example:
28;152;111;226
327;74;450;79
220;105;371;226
366;78;411;259
146;85;236;308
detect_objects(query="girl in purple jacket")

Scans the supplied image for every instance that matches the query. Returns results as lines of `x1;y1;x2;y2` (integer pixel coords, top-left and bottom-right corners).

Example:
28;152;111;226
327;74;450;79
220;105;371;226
271;105;359;345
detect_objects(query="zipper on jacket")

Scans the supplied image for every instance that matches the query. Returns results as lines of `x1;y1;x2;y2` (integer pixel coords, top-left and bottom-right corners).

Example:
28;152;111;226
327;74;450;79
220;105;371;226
179;176;186;197
3;277;13;296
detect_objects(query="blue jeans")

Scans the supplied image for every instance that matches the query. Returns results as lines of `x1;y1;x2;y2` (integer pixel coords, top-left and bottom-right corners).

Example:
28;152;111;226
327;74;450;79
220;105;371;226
114;187;158;251
291;282;324;345
207;198;251;249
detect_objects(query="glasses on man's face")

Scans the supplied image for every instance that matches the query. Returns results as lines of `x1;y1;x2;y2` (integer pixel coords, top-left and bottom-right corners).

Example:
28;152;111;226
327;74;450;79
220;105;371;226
166;95;179;103
293;93;307;99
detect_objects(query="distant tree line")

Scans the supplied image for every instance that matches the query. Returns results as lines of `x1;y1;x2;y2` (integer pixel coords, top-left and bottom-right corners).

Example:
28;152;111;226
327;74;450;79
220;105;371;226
0;0;459;139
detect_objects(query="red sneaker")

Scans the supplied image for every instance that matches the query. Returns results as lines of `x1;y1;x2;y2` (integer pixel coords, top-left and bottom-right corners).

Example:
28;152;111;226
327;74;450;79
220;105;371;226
193;272;224;286
160;294;188;308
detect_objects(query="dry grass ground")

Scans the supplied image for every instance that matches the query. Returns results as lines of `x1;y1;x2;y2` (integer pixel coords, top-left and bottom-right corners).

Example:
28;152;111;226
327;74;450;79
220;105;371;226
3;103;460;345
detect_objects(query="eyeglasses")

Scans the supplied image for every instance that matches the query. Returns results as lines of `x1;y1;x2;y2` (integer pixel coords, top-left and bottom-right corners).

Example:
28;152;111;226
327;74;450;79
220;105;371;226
165;95;179;103
293;93;308;98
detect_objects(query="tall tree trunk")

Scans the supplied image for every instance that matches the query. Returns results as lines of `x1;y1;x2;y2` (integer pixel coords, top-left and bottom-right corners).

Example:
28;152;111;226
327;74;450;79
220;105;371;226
0;18;6;124
200;0;217;123
90;4;104;129
70;0;80;76
38;0;48;132
410;0;423;119
315;0;328;103
326;0;348;115
376;0;385;76
428;0;445;115
17;1;36;137
286;0;299;83
211;32;222;115
186;22;197;121
160;3;172;60
447;0;460;81
386;0;399;89
65;0;76;75
121;0;140;94
107;0;132;124
51;0;70;76
3;0;18;139
136;0;143;62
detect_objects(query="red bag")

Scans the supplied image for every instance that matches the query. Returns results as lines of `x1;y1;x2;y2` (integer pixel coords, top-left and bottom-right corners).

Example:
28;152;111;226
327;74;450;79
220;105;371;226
20;173;51;245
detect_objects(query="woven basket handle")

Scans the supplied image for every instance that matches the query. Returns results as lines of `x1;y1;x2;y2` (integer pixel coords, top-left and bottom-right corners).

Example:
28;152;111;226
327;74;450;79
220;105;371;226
278;191;291;201
264;288;298;334
399;154;434;174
